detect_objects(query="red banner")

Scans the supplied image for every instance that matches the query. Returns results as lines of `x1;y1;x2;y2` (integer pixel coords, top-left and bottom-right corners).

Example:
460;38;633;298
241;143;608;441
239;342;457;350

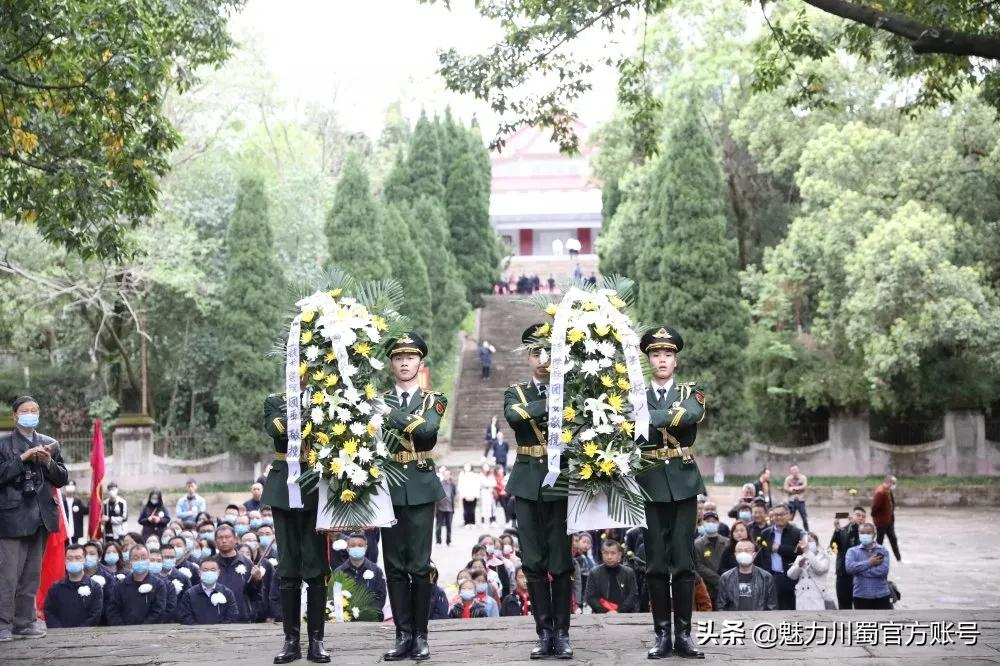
35;487;68;618
88;420;105;540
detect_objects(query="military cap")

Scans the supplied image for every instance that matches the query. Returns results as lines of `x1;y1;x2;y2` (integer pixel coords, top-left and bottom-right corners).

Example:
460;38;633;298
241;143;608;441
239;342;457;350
521;323;549;350
639;325;684;354
388;332;428;358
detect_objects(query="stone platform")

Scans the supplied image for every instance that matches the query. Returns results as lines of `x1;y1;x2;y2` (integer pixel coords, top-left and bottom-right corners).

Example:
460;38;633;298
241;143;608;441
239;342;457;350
6;611;998;665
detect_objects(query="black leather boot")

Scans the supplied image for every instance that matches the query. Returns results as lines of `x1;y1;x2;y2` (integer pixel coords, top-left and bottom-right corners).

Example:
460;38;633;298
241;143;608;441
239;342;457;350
383;581;414;661
306;581;331;663
526;580;554;659
550;573;574;659
645;577;672;659
274;586;302;664
672;577;704;659
410;581;432;661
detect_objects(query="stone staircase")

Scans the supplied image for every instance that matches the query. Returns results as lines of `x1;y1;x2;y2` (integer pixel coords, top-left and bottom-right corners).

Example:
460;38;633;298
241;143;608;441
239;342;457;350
448;295;553;454
501;254;600;283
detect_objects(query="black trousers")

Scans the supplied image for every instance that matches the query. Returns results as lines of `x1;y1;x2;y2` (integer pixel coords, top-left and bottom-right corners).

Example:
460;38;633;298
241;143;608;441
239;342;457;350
514;496;572;580
787;499;809;531
853;595;892;610
772;571;796;610
876;522;901;561
435;509;453;545
462;499;476;525
835;575;854;610
381;502;434;583
481;365;491;379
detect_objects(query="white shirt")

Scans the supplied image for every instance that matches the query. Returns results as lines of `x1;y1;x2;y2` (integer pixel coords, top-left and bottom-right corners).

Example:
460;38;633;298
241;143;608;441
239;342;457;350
395;385;419;406
650;379;675;403
532;378;547;395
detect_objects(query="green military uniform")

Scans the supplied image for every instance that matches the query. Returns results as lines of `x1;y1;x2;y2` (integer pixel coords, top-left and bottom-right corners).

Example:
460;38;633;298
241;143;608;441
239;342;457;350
380;332;444;662
260;392;331;664
637;325;706;660
504;324;574;660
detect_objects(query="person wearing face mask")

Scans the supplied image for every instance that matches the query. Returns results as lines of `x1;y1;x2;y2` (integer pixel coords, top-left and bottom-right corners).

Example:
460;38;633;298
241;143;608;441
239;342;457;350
101;482;128;541
701;501;730;538
716;522;750;576
469;570;500;617
61;479;89;544
726;485;758;520
213;524;262;624
871;474;902;563
478;536;511;597
144;550;179;622
585;539;639;614
448;580;487;619
175;479;206;528
234;515;251;538
716;540;777;611
43;543;103;628
157;544;191;598
333;533;387;621
0;395;70;642
176;557;238;624
241;532;276;622
168;536;201;586
830;506;866;610
138;489;170;540
693;512;729;608
107;545;167;624
845;522;892;610
787;531;832;610
753;503;803;611
222;505;240;526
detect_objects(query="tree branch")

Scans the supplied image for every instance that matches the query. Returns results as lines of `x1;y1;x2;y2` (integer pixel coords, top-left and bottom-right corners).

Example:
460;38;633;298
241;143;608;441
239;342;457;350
801;0;1000;60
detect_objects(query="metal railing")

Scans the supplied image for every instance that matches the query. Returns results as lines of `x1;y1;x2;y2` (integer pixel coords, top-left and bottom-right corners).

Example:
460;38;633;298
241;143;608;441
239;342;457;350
986;419;1000;444
869;418;945;446
153;430;218;460
50;432;110;464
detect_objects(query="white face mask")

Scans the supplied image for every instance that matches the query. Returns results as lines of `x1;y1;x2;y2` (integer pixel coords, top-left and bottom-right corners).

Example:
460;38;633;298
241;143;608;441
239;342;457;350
807;542;817;554
735;552;754;567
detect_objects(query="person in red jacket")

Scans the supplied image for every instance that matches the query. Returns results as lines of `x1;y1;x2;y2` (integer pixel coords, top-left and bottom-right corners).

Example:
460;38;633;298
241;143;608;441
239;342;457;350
870;475;901;562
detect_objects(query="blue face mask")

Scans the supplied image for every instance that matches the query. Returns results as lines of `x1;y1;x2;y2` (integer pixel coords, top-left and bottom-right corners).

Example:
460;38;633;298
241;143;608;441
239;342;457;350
348;547;366;560
105;553;119;565
162;558;176;570
66;561;85;575
738;511;752;522
122;550;131;562
460;590;476;601
85;554;99;568
250;519;262;529
697;525;706;536
201;547;212;559
859;534;874;546
200;532;215;543
475;583;488;594
262;518;274;526
223;515;236;525
201;571;219;587
131;561;149;575
184;538;195;550
17;413;39;429
704;522;719;535
234;525;249;536
147;561;163;575
174;544;187;556
260;536;273;548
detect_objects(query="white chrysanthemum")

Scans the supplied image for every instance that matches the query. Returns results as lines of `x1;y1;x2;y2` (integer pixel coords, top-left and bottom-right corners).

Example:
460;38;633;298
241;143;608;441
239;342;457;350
91;575;106;587
342;363;359;378
343;386;362;405
77;585;92;597
357;447;373;464
596;423;614;435
138;583;153;594
173;579;184;594
614;452;632;474
315;317;358;348
370;413;384;428
598;357;614;368
597;341;617;358
336;407;352;422
310;407;325;425
304;345;321;362
368;357;385;370
332;539;347;551
580;359;601;376
352;606;361;619
177;569;191;579
235;564;247;575
349;466;368;486
318;446;332;460
583;339;599;355
364;327;381;342
363;570;375;580
356;401;372;416
375;440;389;457
211;592;228;606
349;422;367;437
579;428;597;442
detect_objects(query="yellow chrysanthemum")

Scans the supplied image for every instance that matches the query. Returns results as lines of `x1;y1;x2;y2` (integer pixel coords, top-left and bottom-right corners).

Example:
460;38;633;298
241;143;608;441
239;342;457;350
594;324;611;337
598;460;616;475
563;406;576;421
324;351;336;363
581;301;597;311
583;442;599;458
343;439;359;456
307;449;318;466
325;374;339;388
616;377;631;391
704;550;711;558
301;309;316;324
300;330;313;344
340;489;356;502
315;432;330;446
579;464;593;480
372;315;388;331
329;459;343;475
369;467;381;478
560;429;572;444
600;374;613;388
311;392;326;406
354;342;372;357
534;322;551;337
298;361;308;377
610;296;626;308
607;393;625;413
567;329;585;344
331;423;347;436
367;422;377;436
302;422;313;438
329;288;343;298
620;421;634;436
545;304;558;316
615;362;628;375
312;370;326;382
364;384;377;400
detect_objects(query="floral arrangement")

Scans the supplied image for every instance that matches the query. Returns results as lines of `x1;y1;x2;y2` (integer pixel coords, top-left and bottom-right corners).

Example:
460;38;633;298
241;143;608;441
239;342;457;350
524;277;652;526
290;275;411;529
317;571;383;623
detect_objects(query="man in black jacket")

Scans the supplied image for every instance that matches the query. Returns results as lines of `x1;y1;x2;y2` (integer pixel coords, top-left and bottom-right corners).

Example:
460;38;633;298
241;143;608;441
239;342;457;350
830;506;866;610
0;395;69;641
585;540;639;614
753;503;802;610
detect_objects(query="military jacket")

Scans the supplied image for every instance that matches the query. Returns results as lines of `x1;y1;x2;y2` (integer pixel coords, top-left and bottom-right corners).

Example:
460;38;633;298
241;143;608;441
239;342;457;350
383;389;447;507
635;381;708;503
503;381;565;502
260;393;318;511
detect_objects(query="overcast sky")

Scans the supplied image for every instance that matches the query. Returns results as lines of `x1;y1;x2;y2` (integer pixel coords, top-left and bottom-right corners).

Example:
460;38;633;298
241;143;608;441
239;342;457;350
230;0;630;141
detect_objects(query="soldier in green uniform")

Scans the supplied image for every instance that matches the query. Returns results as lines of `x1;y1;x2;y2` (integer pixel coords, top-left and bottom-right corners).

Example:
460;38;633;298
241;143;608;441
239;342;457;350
379;332;446;662
504;324;574;660
636;325;707;660
261;393;331;664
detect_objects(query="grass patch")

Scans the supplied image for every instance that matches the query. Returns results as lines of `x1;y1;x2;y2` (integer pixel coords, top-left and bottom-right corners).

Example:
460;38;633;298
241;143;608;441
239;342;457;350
720;475;1000;489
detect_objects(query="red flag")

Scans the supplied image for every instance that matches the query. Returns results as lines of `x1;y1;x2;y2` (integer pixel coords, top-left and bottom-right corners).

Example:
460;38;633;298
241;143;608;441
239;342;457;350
36;487;69;619
88;420;105;540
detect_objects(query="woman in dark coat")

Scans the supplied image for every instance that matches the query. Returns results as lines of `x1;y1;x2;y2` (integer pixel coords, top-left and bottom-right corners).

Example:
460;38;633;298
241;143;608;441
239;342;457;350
138;489;171;540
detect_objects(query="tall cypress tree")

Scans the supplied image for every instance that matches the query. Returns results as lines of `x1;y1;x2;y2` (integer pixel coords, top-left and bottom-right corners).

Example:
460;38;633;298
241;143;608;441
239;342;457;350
635;104;749;453
325;152;391;281
405;112;446;201
218;175;286;455
383;203;434;338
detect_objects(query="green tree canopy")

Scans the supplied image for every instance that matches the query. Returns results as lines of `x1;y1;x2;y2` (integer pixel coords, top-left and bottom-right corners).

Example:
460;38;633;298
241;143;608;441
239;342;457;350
324;152;391;282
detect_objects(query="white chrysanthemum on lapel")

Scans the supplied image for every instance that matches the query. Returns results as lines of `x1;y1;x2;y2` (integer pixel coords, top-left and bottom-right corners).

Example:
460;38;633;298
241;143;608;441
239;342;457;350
77;585;92;597
138;583;153;594
211;592;227;606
